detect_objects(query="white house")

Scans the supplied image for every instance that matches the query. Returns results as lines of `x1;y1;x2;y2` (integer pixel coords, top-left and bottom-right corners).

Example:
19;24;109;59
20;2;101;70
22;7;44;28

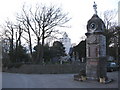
59;32;71;54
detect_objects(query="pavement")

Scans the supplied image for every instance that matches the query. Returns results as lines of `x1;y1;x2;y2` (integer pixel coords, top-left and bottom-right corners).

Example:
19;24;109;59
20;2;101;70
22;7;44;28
2;71;119;88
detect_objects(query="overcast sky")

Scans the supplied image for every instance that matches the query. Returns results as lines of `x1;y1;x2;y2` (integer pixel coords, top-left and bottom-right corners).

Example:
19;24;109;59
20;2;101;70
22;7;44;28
0;0;119;44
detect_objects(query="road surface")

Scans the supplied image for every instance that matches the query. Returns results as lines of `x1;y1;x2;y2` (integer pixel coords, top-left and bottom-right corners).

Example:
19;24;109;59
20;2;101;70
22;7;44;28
2;71;118;88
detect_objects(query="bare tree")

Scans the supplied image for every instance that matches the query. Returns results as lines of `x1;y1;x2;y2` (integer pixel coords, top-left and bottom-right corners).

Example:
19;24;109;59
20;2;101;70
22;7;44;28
18;4;71;63
3;19;24;63
3;20;15;62
35;5;70;63
16;6;34;62
103;9;117;29
14;24;24;62
102;9;117;56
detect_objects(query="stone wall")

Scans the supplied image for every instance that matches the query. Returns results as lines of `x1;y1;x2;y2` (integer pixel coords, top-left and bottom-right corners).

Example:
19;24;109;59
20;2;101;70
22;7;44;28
3;64;85;74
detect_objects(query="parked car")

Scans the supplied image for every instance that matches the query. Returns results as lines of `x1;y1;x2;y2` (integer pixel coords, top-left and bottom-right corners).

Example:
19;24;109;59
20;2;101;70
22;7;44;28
107;62;119;72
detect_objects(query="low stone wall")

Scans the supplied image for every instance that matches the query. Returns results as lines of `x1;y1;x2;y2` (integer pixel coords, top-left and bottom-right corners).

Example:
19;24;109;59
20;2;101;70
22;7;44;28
3;64;86;74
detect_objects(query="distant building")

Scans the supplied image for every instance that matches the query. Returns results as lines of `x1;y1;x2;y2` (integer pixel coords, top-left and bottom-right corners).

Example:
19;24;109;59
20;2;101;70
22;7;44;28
118;1;120;25
2;38;10;62
0;39;2;61
59;32;71;54
2;38;10;53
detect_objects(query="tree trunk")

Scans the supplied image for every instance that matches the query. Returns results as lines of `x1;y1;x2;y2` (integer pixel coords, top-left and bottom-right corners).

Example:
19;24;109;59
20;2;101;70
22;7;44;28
9;37;14;62
36;37;40;63
15;32;18;62
28;30;33;62
39;29;45;64
40;36;45;64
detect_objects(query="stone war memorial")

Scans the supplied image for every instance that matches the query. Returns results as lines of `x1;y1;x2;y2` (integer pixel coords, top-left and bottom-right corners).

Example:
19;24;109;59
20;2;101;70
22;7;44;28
74;2;113;84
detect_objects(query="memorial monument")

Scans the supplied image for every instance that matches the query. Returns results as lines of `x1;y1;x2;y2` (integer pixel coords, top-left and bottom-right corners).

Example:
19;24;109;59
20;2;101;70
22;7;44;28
85;2;107;82
74;2;113;83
